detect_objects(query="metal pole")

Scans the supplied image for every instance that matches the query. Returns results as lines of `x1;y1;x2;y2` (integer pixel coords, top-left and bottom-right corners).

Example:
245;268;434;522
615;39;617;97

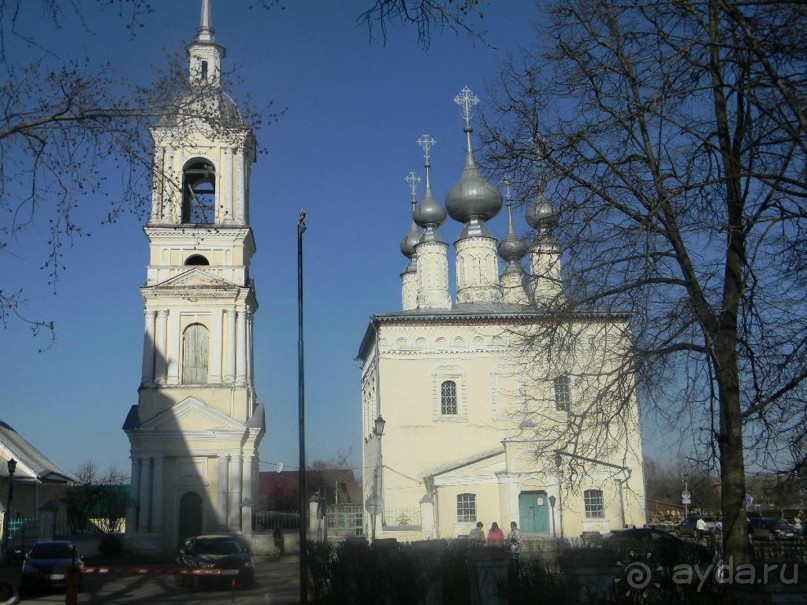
297;210;307;604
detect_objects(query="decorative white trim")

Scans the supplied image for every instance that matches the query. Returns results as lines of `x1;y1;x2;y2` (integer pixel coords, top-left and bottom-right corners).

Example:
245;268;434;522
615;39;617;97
431;364;468;423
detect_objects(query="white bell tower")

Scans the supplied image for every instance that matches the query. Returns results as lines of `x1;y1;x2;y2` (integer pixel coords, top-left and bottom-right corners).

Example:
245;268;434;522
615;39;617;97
124;0;265;553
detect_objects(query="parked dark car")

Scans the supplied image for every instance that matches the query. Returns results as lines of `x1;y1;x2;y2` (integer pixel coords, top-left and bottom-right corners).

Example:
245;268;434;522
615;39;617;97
677;515;718;537
176;535;254;588
748;517;799;541
19;540;83;595
605;527;712;567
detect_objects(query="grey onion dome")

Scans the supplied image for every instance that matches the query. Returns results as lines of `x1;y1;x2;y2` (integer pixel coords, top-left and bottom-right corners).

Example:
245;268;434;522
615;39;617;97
413;166;447;243
498;217;527;264
445;126;503;234
498;200;527;274
526;190;559;232
400;217;420;259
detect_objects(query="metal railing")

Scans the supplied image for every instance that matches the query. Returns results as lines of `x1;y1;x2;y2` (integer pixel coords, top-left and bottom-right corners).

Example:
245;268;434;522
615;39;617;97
326;505;364;538
383;507;421;528
253;510;301;531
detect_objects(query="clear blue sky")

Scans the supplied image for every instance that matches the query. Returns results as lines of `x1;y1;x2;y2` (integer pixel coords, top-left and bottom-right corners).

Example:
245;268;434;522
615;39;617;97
2;0;554;478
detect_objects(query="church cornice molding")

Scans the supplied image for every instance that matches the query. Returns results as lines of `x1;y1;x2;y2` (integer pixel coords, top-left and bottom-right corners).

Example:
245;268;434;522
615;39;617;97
144;226;252;238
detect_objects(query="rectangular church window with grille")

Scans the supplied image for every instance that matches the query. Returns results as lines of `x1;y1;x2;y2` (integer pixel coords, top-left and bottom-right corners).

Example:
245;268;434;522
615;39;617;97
584;489;604;518
457;493;476;522
554;375;571;411
441;380;458;415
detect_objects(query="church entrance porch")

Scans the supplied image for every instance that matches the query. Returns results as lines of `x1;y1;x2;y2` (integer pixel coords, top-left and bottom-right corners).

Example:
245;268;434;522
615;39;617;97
519;490;549;534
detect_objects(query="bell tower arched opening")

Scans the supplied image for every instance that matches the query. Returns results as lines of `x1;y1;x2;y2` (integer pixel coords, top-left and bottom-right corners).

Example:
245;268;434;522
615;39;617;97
182;159;216;224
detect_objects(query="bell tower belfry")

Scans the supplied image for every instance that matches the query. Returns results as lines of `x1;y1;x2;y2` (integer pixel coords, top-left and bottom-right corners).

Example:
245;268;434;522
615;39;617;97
124;0;265;553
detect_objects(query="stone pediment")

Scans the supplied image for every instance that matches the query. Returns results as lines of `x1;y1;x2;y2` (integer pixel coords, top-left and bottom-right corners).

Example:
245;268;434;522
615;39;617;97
140;396;246;433
429;449;506;487
155;268;235;290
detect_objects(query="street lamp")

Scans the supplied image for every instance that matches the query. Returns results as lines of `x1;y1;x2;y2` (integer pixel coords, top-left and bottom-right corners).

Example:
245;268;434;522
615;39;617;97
549;495;557;538
373;416;385;438
3;458;17;563
369;416;385;542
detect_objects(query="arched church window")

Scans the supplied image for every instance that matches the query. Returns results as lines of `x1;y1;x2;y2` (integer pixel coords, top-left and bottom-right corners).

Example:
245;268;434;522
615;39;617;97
182;323;209;384
182;159;216;224
185;254;210;266
201;60;209;81
441;380;457;415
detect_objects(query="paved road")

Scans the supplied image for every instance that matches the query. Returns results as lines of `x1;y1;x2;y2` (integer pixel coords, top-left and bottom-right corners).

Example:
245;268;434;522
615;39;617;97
1;555;301;604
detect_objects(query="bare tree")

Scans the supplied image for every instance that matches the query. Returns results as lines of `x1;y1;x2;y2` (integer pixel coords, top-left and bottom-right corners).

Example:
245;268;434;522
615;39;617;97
62;460;129;534
483;0;806;565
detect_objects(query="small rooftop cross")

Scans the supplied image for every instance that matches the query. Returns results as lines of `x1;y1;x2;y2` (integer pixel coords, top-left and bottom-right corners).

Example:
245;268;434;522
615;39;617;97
405;171;421;206
417;133;437;163
502;175;513;208
454;86;480;127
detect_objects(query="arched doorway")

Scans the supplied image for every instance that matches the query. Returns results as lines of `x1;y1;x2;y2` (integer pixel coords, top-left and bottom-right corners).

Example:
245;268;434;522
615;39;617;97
177;492;203;545
519;490;550;534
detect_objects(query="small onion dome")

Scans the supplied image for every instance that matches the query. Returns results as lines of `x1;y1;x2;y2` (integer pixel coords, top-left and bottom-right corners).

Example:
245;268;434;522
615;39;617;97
413;175;447;243
526;190;559;233
445;126;503;234
400;218;420;259
498;201;527;274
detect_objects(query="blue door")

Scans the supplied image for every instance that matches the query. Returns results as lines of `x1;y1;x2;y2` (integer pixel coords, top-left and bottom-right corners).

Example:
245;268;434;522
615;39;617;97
519;491;549;534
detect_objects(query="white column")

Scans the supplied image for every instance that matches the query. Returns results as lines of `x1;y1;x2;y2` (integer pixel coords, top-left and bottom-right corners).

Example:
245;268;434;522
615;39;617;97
127;457;141;532
246;310;254;383
151;456;163;530
242;455;254;505
236;310;247;385
163;147;175;222
141;310;156;386
150;148;164;223
167;311;181;384
154;311;168;384
138;457;152;531
225;309;236;383
223;148;233;223
217;456;229;530
234;152;245;224
228;455;243;529
210;309;223;383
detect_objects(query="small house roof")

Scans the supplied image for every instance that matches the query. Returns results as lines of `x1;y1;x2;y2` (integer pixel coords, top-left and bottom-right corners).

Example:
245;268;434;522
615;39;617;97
0;420;71;483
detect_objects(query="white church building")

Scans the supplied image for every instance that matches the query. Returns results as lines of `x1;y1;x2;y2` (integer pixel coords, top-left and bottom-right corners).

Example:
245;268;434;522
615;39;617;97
123;1;264;553
357;89;646;541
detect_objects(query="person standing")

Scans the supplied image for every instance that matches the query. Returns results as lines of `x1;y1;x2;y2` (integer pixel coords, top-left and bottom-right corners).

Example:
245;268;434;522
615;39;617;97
487;522;505;547
507;521;522;559
469;521;485;545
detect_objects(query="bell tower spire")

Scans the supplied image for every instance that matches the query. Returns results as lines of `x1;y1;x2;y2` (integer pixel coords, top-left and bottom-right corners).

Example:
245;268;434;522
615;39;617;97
187;0;225;86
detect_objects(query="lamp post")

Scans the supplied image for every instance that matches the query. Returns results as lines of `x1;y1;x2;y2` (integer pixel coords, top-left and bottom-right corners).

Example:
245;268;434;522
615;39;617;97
297;210;307;604
3;458;17;563
370;416;385;542
549;495;557;538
